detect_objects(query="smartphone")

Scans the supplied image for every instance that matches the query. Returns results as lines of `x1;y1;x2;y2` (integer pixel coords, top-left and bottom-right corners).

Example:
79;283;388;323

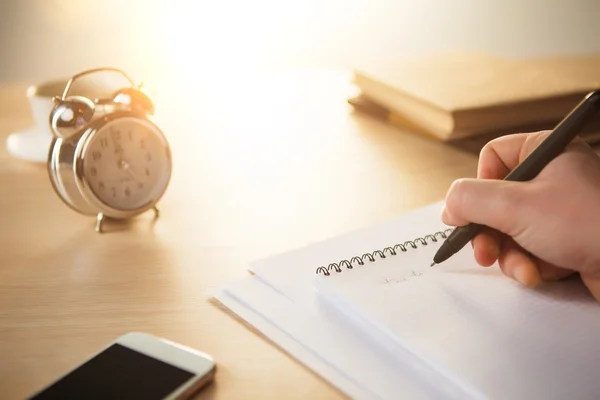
28;332;216;400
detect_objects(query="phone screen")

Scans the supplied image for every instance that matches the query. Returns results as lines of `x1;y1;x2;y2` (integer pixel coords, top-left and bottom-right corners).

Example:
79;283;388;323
29;343;196;399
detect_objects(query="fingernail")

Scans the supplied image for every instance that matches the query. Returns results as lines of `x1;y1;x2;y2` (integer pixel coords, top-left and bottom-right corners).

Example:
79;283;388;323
513;264;540;287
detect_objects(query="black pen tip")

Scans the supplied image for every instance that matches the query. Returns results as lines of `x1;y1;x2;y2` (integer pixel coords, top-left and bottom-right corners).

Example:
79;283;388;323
430;262;436;267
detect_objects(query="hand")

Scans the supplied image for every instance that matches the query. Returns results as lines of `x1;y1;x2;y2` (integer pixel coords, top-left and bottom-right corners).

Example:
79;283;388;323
441;130;600;300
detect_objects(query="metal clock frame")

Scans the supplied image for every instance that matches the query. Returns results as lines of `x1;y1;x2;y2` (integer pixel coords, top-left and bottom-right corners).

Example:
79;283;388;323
46;68;172;232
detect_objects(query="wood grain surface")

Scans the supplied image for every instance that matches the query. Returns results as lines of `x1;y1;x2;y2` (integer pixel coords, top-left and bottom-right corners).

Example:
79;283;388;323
0;69;486;399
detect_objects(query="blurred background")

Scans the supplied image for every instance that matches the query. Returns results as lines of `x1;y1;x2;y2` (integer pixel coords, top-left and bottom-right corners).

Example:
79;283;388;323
1;0;600;87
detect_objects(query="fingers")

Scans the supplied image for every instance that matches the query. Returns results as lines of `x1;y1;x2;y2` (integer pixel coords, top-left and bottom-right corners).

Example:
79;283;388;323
536;259;575;281
470;230;574;280
472;229;500;267
477;134;525;179
471;233;575;287
441;178;527;237
497;242;575;287
477;131;552;179
497;237;541;287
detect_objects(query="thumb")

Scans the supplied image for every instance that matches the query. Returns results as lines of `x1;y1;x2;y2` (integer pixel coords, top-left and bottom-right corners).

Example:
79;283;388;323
441;178;528;237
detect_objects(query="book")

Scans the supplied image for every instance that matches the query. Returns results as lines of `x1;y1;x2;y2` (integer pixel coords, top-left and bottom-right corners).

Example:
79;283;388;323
352;51;600;141
347;93;600;154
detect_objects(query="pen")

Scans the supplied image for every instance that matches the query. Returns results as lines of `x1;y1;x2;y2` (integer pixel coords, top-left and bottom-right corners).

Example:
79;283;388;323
431;89;600;266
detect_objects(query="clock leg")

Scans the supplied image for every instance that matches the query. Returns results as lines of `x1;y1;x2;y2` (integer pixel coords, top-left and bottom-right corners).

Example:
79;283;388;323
153;206;160;218
95;213;104;233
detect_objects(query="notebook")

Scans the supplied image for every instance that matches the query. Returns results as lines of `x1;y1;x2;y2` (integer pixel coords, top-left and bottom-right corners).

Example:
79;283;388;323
353;51;600;141
215;276;377;399
216;275;462;400
215;199;600;399
215;201;478;399
314;215;600;399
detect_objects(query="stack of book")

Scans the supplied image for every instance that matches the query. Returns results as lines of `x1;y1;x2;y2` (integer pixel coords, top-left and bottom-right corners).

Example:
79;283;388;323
348;51;600;147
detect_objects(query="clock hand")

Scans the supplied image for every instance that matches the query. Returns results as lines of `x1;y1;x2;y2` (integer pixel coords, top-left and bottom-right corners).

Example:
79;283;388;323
119;160;143;183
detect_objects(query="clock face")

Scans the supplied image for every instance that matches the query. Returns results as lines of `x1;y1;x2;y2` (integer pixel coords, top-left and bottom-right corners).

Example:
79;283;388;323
81;117;171;212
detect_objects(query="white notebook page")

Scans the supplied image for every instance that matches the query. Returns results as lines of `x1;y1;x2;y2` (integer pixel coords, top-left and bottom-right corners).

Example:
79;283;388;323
316;236;600;400
244;202;492;399
245;201;480;398
216;275;452;400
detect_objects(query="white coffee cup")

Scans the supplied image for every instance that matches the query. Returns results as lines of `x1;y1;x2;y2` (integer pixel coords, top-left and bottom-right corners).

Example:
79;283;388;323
6;78;69;163
28;79;69;136
7;71;138;163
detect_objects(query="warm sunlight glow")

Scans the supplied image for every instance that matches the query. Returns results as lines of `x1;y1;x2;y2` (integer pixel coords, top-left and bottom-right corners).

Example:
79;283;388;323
156;0;368;84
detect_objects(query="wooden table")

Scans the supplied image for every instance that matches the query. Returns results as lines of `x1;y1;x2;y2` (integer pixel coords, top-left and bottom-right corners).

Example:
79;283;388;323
0;69;481;399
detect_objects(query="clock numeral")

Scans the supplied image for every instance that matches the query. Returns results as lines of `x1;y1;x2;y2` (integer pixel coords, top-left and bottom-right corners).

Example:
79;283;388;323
111;187;117;198
140;140;145;149
100;138;108;148
146;152;152;161
98;181;105;191
90;167;97;176
92;151;101;161
138;182;144;189
145;167;150;176
115;130;121;139
124;187;131;197
114;145;123;155
128;130;133;140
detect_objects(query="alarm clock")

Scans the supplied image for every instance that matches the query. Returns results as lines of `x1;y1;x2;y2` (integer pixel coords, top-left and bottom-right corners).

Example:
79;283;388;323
47;67;172;232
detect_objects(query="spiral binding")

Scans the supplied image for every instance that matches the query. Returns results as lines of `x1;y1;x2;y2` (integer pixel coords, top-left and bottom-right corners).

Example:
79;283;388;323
315;228;454;276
